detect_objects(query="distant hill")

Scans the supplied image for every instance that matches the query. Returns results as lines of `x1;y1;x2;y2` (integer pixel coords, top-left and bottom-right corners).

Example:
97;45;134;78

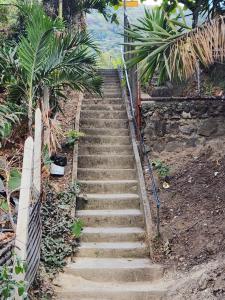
87;5;148;54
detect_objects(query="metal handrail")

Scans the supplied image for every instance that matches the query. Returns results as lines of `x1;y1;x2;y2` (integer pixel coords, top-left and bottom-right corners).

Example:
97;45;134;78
120;47;161;236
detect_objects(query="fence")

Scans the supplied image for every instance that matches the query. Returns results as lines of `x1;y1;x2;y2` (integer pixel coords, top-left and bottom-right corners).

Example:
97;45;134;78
14;108;42;294
122;10;161;236
123;11;141;129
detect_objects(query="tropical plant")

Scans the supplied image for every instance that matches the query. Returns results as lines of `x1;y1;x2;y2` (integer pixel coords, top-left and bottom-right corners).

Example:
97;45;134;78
126;7;225;84
0;3;102;132
125;7;190;84
0;155;21;230
0;104;22;146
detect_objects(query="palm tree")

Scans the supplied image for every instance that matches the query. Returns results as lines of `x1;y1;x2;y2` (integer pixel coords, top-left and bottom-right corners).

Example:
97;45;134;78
125;7;225;84
0;3;102;132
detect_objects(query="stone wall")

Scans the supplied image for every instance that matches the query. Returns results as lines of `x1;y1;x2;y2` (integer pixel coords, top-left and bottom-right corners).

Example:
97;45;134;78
141;99;225;153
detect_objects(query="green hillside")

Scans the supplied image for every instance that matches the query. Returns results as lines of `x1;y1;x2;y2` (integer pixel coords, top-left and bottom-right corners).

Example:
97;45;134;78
87;5;147;65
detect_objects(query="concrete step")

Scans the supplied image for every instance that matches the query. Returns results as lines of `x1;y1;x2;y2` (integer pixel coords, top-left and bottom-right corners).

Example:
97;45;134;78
79;180;138;194
103;84;121;88
77;168;136;180
78;155;134;169
80;135;130;146
55;278;166;300
78;242;148;258
83;98;123;105
84;193;140;209
79;143;133;155
81;227;145;242
78;145;133;155
82;104;125;111
80;118;128;129
76;209;143;227
64;258;164;282
81;128;129;136
85;93;121;99
80;110;127;119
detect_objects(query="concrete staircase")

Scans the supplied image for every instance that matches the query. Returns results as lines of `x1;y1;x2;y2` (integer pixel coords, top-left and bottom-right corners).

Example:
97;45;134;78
55;69;165;299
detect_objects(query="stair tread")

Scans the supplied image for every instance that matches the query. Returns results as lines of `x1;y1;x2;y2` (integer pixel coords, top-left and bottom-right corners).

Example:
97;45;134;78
79;180;138;184
79;242;146;249
68;258;159;269
83;227;145;234
85;193;139;199
56;281;166;292
77;209;142;216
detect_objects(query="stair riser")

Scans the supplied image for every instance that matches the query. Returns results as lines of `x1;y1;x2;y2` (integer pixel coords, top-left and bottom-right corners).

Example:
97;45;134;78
80;182;138;194
85;93;122;99
76;215;144;227
82;104;125;111
81;111;126;119
78;247;148;258
80;119;128;129
77;169;136;180
78;145;133;155
56;291;164;300
80;136;131;146
81;128;129;136
78;156;134;169
81;231;145;242
85;198;139;210
65;267;164;282
83;99;123;105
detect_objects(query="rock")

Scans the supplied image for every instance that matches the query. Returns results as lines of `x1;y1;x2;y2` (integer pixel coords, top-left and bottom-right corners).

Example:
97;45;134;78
198;119;218;137
180;125;195;135
182;111;192;119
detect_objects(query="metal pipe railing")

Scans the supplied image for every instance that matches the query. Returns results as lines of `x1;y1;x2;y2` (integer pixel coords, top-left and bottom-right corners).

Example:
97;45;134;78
120;48;161;236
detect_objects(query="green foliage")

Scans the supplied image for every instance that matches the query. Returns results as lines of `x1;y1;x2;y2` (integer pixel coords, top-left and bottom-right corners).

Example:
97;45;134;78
41;184;80;274
0;256;27;300
0;103;22;146
152;159;170;179
8;168;21;192
125;7;190;84
71;218;84;238
0;196;8;212
65;130;85;146
42;144;53;166
0;3;102;130
73;0;120;23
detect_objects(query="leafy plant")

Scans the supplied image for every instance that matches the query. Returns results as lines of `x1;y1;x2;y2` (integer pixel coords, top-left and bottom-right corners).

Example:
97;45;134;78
0;156;21;230
152;159;170;179
0;256;27;300
65;130;85;147
125;7;190;85
41;183;80;274
71;218;84;238
0;3;102;132
126;7;225;85
0;104;22;147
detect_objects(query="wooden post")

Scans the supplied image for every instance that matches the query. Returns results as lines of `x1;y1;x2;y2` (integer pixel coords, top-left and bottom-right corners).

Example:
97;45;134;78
43;86;50;149
14;137;34;297
33;109;42;198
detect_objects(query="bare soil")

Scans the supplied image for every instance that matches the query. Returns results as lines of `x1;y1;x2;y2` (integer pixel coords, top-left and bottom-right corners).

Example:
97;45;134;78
148;138;225;270
145;138;225;299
